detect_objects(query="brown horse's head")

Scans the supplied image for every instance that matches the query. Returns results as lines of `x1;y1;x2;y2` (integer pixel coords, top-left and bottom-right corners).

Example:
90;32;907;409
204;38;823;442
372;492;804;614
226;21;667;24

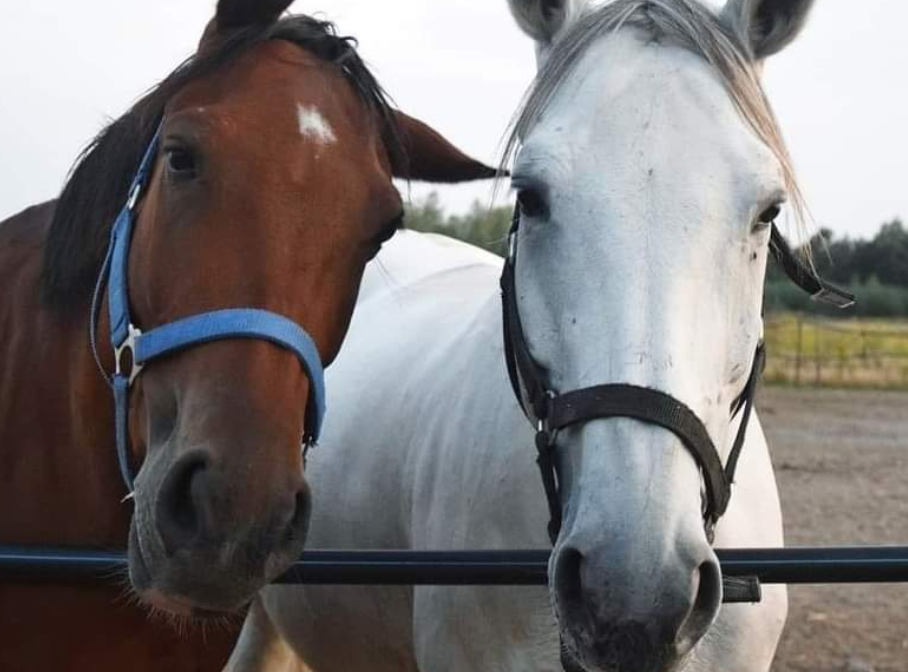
43;0;496;616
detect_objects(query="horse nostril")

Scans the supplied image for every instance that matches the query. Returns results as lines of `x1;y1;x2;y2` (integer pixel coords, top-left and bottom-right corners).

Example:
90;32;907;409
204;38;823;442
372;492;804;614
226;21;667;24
554;546;587;624
155;452;209;556
677;558;722;649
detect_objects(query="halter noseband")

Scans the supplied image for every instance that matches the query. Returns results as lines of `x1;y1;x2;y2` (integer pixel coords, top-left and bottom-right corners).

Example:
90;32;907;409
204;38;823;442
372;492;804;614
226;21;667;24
90;123;327;493
499;208;853;544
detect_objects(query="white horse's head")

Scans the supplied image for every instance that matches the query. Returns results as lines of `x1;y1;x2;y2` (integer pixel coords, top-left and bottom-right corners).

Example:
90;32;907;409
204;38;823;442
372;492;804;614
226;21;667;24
505;0;813;668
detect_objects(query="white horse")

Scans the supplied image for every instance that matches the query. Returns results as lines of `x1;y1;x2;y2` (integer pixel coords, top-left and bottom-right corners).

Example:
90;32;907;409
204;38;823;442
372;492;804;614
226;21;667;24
227;0;818;669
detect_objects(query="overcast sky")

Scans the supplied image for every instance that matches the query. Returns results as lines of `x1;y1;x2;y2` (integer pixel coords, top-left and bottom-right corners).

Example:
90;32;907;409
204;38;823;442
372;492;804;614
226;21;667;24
1;0;904;238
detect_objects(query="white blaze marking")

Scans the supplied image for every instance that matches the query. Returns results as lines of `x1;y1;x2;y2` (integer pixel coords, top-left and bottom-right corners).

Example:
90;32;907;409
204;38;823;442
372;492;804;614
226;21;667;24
297;104;337;145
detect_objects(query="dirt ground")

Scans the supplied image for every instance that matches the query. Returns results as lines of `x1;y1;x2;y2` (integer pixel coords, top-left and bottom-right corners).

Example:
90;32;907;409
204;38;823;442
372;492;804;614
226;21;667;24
758;387;908;672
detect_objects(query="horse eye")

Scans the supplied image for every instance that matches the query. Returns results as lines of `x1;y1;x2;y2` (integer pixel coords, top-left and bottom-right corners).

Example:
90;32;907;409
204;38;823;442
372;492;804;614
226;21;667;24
757;203;781;226
165;147;197;177
517;188;548;219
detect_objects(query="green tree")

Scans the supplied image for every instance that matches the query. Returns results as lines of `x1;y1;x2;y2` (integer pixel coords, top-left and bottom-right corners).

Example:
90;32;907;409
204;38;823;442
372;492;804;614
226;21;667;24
405;192;512;257
403;192;447;235
868;218;908;286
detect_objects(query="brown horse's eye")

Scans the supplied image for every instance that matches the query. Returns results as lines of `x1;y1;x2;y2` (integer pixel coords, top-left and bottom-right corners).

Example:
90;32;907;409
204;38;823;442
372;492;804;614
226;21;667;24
164;147;197;178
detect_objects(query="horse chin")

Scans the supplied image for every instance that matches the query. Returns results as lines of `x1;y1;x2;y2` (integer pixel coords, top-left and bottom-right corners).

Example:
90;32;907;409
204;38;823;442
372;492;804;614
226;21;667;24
557;612;690;672
125;518;280;618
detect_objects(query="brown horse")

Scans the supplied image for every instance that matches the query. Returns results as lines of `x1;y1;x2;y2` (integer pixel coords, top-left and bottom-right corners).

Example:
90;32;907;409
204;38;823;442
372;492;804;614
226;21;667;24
0;0;495;668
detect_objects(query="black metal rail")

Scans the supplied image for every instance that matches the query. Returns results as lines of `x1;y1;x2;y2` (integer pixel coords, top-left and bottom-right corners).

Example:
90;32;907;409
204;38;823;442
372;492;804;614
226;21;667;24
2;546;908;587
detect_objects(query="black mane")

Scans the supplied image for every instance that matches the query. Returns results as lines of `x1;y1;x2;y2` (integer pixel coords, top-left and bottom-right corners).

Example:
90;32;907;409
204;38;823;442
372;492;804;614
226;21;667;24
42;15;401;308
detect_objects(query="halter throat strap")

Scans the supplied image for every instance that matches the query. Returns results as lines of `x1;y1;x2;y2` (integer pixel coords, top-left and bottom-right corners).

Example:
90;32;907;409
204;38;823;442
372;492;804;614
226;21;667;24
91;123;327;492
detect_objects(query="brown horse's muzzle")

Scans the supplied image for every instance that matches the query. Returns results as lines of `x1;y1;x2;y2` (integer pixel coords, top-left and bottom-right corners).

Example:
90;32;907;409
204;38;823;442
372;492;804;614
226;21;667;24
126;373;312;615
128;445;311;615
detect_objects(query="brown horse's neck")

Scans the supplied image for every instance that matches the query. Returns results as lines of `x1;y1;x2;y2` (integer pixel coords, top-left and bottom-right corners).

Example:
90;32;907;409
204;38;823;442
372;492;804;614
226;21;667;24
0;200;130;548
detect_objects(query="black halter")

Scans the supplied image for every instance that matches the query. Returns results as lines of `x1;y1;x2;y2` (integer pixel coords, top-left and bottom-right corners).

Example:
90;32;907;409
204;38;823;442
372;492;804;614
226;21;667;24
499;208;854;545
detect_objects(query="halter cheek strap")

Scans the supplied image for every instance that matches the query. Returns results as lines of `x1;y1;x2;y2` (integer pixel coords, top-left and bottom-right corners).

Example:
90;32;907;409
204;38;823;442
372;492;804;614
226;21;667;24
500;207;852;545
91;123;327;493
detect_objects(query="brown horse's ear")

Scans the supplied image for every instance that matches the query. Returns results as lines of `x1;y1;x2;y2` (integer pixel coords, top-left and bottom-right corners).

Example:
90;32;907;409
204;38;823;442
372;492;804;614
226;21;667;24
199;0;292;52
199;18;219;50
215;0;294;31
388;111;499;183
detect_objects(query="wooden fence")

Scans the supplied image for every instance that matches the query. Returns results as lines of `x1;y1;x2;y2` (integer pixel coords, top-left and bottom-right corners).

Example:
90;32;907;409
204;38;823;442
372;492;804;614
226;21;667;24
763;316;908;389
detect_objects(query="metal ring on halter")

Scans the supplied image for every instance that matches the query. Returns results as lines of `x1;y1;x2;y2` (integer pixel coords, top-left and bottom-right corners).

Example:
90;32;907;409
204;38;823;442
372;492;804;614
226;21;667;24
536;391;559;447
114;324;144;386
125;182;142;211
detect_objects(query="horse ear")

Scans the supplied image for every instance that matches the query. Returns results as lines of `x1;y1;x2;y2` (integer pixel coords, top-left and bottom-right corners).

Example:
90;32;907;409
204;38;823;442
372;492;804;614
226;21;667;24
215;0;294;31
507;0;580;44
722;0;815;59
199;0;292;51
388;111;498;183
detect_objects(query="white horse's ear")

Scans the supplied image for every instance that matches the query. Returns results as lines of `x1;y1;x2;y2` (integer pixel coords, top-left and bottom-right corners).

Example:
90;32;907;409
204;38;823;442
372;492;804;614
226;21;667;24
507;0;580;44
721;0;815;59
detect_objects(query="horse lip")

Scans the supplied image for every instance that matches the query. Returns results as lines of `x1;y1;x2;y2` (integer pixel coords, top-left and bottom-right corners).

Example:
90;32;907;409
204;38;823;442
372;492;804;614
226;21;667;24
128;522;244;617
558;633;590;672
137;587;227;620
127;523;153;592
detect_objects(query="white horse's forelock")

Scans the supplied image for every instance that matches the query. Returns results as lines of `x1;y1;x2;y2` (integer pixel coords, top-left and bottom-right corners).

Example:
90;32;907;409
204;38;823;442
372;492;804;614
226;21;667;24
502;0;809;245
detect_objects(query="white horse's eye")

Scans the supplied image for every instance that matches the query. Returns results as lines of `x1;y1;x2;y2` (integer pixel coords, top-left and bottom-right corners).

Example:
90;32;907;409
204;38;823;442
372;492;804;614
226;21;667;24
517;188;548;219
757;203;781;226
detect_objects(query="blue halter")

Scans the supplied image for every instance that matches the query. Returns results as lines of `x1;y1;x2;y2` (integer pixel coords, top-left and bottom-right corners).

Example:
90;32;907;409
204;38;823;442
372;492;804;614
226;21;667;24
91;124;327;493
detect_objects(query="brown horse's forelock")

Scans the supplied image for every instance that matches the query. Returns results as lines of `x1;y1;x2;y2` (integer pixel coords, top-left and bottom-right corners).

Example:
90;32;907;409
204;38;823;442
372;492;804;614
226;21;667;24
41;15;402;309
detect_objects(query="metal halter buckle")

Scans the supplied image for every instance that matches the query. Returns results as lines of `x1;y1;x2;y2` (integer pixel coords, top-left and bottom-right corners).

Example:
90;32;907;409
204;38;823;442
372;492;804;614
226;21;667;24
115;324;144;385
125;182;143;211
811;286;856;309
536;418;560;446
534;391;559;448
301;435;318;470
